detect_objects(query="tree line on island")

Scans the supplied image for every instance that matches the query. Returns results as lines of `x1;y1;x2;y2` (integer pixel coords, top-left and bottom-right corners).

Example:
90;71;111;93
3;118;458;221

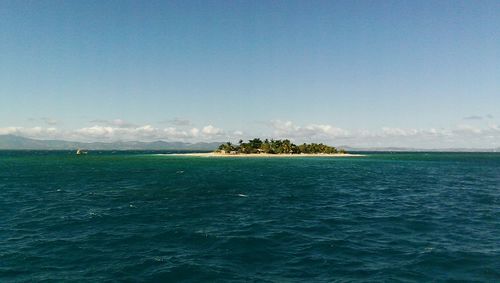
216;138;346;154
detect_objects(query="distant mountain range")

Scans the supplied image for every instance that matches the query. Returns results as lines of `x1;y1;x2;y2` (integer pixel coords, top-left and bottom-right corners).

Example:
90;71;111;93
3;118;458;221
0;135;498;152
0;135;221;150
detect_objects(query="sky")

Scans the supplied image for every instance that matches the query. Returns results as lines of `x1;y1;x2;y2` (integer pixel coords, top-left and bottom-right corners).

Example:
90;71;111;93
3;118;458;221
1;0;499;148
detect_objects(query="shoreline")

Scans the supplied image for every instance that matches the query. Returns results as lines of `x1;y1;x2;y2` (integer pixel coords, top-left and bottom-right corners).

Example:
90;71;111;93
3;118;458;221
158;152;365;158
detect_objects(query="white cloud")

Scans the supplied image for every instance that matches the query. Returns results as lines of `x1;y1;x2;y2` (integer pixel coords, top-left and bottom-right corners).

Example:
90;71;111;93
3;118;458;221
189;128;200;137
0;126;60;139
265;120;500;148
201;125;223;136
380;127;450;137
162;127;196;139
2;120;500;148
270;120;349;140
73;125;162;141
89;119;138;128
0;123;228;142
453;124;484;135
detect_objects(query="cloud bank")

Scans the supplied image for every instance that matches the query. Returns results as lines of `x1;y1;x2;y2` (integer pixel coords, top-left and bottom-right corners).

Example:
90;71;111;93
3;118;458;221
268;120;500;149
1;119;500;148
0;123;227;142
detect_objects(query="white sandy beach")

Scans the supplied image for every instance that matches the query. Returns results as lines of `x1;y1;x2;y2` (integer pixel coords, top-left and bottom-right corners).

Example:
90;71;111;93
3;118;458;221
161;152;365;158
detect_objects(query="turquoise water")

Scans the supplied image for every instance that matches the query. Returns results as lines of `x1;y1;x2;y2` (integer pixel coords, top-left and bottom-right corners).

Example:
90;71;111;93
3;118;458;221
1;151;499;282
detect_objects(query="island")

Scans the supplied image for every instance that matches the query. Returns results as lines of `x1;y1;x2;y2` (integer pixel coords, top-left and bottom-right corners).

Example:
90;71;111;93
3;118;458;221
162;138;364;158
216;138;346;155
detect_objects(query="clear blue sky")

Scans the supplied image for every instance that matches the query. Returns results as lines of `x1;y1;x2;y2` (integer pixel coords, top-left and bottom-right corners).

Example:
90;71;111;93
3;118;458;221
1;1;499;147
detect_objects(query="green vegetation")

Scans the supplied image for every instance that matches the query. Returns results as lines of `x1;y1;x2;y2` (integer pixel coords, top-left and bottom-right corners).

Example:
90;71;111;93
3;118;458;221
216;138;346;154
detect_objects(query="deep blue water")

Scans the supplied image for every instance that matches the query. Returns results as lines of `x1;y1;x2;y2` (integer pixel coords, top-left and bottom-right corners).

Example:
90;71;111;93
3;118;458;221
1;151;499;282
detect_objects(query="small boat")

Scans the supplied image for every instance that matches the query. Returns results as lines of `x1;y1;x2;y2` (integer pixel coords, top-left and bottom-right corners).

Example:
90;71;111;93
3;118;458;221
76;149;88;155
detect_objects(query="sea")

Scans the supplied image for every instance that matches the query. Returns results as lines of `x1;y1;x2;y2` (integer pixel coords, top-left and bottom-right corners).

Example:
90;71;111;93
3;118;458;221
0;151;499;282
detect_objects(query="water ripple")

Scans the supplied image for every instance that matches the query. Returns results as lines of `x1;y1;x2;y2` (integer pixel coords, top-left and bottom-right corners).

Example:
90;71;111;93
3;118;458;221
0;152;499;281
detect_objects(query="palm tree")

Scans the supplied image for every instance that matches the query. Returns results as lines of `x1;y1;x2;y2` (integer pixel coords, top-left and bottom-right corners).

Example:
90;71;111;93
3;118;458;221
216;138;343;155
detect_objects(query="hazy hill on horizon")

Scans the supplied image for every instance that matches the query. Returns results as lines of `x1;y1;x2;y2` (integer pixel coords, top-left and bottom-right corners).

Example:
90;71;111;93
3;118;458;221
0;135;498;152
0;135;221;151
